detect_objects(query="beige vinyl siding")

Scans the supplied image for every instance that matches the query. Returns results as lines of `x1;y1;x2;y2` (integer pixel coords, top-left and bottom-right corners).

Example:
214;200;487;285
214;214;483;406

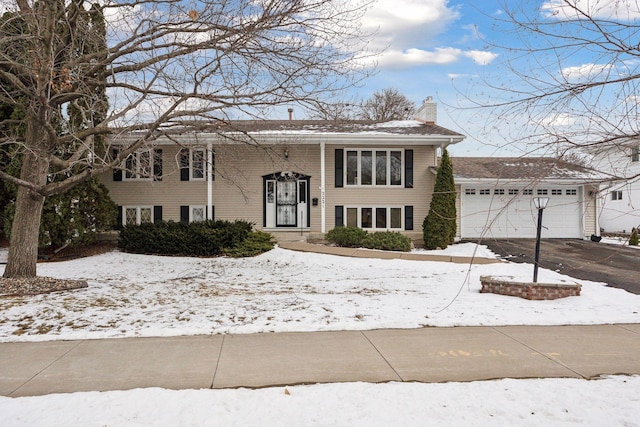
101;146;208;221
101;143;322;227
102;142;438;236
212;144;321;228
325;145;436;232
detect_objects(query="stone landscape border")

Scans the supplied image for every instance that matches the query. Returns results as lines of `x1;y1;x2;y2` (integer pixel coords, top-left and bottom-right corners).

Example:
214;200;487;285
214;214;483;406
480;275;581;300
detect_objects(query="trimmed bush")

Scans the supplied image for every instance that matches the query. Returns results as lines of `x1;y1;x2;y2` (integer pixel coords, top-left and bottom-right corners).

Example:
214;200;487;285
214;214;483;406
225;231;276;257
118;219;255;256
325;226;367;247
362;231;411;252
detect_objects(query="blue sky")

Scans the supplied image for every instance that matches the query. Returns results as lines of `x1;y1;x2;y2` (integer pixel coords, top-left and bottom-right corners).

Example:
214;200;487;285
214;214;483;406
344;0;511;156
327;0;636;157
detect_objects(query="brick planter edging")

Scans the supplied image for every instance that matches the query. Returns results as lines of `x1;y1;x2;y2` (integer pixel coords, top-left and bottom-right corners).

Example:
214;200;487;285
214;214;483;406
480;275;581;300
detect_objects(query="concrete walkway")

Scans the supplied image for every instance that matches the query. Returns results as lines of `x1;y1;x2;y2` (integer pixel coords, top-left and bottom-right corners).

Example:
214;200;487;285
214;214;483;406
2;324;640;397
277;242;501;264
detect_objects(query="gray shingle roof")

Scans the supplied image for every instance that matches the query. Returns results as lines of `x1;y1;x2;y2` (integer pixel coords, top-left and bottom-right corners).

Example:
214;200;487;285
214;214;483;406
215;119;464;136
451;157;604;181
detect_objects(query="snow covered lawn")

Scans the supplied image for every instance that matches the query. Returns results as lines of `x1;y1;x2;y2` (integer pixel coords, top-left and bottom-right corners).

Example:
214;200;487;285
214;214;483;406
0;376;638;426
1;244;639;426
1;245;639;342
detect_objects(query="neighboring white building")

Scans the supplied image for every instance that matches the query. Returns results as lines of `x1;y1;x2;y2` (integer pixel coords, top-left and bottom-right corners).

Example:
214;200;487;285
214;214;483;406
590;141;640;234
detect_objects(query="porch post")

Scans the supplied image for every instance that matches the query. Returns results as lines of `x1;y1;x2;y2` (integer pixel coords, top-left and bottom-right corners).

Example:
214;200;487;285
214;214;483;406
207;142;213;220
320;140;326;233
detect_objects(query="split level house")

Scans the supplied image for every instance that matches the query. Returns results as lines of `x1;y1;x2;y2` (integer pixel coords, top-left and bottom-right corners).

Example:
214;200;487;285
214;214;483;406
101;99;465;243
589;140;640;234
101;99;604;243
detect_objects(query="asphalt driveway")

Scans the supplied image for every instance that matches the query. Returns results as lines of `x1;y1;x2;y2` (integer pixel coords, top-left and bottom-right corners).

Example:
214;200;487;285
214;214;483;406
480;239;640;295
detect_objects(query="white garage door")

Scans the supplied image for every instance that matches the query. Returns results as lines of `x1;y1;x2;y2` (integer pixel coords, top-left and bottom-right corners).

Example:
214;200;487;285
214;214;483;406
460;186;583;238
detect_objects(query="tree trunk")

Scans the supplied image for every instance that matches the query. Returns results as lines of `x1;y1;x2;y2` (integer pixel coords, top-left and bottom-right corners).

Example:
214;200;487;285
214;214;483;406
3;145;49;279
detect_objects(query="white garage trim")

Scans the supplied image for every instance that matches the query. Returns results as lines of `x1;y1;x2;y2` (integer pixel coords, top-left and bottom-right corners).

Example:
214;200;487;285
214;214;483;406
460;185;584;238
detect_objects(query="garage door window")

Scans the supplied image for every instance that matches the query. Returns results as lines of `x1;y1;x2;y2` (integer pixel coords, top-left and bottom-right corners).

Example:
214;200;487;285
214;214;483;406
479;189;490;195
551;189;562;195
494;189;505;195
465;188;476;195
537;189;548;195
509;189;519;195
566;189;577;195
523;189;533;195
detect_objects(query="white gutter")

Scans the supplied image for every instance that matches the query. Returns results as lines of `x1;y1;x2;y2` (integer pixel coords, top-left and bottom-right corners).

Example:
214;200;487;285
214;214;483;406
207;142;213;220
320;140;326;233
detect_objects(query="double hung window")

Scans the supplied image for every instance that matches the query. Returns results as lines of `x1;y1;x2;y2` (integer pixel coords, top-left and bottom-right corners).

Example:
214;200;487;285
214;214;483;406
180;148;214;181
125;150;153;180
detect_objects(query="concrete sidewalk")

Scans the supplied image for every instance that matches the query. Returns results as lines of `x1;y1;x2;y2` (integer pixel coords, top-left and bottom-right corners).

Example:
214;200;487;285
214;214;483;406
2;324;639;397
277;242;501;264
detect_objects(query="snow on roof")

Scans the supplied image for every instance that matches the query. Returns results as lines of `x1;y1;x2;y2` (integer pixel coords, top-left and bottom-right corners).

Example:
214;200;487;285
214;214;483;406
451;157;608;181
216;119;463;137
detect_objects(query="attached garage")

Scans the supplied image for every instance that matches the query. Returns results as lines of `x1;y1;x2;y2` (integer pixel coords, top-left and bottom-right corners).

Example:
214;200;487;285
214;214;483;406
451;158;602;239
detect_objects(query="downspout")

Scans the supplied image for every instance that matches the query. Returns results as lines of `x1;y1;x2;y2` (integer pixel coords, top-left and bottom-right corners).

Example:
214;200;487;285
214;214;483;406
207;142;213;220
594;185;601;237
320;140;326;233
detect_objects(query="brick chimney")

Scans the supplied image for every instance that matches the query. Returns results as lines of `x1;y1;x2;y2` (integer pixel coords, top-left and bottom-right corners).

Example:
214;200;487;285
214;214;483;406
413;96;437;124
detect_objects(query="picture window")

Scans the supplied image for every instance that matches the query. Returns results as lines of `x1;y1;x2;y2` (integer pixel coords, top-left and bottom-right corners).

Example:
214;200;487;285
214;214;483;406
345;149;403;186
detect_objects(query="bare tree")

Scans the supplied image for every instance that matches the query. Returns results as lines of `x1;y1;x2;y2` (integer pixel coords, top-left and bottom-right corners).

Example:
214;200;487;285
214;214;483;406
358;88;416;121
0;0;373;279
307;96;362;120
471;0;640;166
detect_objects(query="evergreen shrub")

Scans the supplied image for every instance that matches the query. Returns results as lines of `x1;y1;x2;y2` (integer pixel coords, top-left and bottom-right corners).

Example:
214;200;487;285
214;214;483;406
630;228;639;246
118;219;257;256
325;226;367;247
225;231;275;257
423;149;457;250
362;231;411;252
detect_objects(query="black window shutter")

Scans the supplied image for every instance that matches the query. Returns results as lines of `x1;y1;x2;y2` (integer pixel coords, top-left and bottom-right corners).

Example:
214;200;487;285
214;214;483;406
180;206;189;223
116;205;123;229
211;205;215;220
335;205;344;227
405;206;414;230
153;149;163;181
113;149;122;181
405;149;413;188
153;206;162;223
335;149;343;188
180;149;189;181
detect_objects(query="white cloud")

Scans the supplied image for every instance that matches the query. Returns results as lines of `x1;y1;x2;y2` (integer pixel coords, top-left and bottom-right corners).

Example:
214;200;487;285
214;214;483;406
463;50;498;65
561;63;613;80
362;0;459;35
361;0;497;69
540;112;577;127
377;47;461;68
376;47;497;69
541;0;640;20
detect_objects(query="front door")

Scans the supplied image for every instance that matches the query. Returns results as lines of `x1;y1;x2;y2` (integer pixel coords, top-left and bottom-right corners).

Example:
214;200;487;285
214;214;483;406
264;173;310;228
